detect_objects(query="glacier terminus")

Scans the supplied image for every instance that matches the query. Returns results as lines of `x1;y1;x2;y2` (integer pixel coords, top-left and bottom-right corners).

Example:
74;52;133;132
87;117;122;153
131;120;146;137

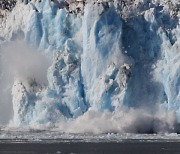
0;0;179;134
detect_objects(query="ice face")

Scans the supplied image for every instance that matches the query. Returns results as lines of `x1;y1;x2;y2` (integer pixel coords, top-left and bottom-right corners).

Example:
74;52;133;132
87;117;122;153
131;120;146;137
0;0;180;132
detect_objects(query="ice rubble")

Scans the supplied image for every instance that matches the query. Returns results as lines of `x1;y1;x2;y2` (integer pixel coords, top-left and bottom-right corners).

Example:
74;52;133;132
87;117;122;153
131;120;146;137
0;0;179;132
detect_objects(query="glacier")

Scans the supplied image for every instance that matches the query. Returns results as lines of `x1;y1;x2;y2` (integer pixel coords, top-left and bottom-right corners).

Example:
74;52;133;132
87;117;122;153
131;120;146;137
0;0;180;133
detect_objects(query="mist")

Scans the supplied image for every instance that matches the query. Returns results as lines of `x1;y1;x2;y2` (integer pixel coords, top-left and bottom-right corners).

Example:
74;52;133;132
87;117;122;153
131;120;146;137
21;104;177;134
52;106;176;134
0;42;50;124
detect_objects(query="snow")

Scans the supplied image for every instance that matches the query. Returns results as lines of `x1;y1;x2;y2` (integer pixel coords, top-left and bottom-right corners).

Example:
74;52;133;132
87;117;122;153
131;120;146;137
0;0;180;133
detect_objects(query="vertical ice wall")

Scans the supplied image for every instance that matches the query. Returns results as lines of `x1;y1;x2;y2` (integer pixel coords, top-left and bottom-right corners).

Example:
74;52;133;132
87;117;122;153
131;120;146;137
0;0;179;128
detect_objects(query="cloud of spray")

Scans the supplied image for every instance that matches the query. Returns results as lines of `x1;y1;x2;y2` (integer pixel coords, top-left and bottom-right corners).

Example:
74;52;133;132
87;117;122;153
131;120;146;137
54;107;177;134
0;42;50;124
1;42;50;86
7;105;177;134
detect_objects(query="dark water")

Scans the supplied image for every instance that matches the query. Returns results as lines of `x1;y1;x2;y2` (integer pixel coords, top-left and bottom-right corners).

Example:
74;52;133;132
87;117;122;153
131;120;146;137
1;141;180;154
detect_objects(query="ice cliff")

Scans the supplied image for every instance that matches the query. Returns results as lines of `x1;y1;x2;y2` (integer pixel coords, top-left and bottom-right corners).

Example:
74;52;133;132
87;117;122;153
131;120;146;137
0;0;180;133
